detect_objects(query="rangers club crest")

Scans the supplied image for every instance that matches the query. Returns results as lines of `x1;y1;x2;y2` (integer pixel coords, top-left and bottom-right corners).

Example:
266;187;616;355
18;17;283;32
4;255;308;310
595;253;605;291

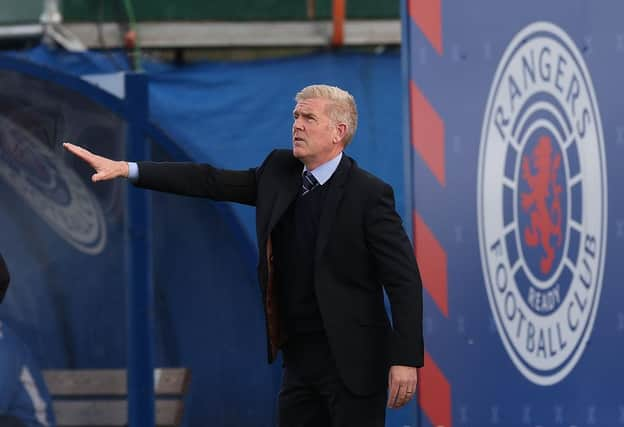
0;116;107;255
478;22;607;385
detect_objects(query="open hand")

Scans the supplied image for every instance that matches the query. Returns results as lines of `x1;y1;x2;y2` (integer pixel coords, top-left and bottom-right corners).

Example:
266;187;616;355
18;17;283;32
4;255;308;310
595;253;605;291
63;142;129;182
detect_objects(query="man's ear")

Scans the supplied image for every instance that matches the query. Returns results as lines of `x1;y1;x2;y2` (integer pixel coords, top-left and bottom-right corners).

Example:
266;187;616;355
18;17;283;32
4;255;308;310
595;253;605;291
334;123;348;144
0;254;9;304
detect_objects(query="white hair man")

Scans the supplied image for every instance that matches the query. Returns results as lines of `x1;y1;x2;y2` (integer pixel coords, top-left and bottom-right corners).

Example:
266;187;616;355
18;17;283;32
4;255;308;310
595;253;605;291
64;84;424;426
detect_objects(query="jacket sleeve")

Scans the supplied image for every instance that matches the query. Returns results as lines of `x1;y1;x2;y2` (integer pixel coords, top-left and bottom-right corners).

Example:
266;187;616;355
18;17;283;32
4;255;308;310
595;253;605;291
135;162;258;206
364;183;424;367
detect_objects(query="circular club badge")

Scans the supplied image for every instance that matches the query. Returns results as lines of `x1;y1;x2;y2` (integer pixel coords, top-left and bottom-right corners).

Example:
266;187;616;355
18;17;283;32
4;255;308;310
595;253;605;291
0;116;107;255
478;22;607;385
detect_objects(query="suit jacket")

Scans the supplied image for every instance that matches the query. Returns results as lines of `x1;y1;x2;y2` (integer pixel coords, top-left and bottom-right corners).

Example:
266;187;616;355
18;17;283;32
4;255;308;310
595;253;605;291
136;149;424;395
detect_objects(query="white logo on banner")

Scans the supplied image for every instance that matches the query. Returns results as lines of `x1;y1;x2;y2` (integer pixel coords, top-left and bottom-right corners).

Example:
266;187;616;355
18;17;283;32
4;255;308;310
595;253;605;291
0;117;107;255
478;22;607;385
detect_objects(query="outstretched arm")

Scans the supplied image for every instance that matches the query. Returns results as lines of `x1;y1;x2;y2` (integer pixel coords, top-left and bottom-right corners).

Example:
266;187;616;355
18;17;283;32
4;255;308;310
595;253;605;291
65;142;263;205
63;143;129;182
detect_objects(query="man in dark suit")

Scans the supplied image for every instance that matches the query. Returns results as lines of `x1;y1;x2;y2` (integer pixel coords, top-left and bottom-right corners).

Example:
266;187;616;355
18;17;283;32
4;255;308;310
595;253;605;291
64;84;424;426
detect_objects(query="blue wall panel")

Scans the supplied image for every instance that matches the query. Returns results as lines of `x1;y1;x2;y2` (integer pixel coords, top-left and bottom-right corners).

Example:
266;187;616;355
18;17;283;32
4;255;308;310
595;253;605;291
405;1;624;426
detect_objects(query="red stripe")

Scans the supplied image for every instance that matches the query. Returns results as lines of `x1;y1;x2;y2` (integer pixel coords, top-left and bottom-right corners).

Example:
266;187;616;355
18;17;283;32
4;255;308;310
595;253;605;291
407;3;449;425
418;351;452;427
408;0;443;54
331;0;345;46
413;211;448;317
409;80;445;187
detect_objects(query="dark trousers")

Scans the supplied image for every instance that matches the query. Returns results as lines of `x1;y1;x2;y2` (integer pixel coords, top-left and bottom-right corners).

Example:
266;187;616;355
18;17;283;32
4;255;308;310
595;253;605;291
278;332;386;427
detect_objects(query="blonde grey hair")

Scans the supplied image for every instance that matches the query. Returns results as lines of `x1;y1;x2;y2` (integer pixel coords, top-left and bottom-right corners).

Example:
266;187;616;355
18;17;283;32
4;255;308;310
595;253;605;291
295;84;358;146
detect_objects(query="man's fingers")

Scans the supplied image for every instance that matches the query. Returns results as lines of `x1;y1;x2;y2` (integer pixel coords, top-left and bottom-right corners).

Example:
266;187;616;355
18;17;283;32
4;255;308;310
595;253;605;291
387;377;412;408
397;384;416;408
387;366;419;409
64;142;93;159
401;378;418;407
387;376;400;408
394;385;409;408
64;142;102;168
64;142;128;182
391;382;416;408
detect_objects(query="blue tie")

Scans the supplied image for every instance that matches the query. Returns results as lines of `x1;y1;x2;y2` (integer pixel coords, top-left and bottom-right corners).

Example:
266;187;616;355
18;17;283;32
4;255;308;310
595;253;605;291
301;170;319;196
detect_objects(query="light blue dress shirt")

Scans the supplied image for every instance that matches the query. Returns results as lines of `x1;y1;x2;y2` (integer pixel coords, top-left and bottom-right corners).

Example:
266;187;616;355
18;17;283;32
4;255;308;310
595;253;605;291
127;162;139;182
304;152;343;185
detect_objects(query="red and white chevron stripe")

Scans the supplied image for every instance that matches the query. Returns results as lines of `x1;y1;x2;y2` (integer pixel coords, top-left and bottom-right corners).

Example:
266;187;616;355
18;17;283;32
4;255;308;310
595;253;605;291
408;0;452;426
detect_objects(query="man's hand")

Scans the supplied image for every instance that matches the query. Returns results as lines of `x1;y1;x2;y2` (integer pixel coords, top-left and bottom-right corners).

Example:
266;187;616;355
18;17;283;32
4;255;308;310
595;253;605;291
387;365;418;409
63;142;129;182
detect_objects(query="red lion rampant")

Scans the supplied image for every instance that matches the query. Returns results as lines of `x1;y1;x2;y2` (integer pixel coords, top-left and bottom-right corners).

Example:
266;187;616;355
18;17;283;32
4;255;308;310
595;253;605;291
520;136;563;274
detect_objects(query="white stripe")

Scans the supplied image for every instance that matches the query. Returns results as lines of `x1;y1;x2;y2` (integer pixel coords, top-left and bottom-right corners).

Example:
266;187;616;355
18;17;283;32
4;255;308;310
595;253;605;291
19;366;50;427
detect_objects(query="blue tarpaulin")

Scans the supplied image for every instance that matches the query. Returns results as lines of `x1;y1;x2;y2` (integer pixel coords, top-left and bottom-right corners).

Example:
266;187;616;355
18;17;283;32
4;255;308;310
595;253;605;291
1;45;413;427
12;45;407;246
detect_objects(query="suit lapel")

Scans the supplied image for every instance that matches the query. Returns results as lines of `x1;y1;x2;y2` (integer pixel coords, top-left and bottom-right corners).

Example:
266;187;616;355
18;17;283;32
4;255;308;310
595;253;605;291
267;162;301;235
315;155;352;263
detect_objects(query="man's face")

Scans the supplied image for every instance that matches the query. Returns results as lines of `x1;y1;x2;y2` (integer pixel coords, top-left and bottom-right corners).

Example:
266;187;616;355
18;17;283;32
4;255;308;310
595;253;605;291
292;98;341;169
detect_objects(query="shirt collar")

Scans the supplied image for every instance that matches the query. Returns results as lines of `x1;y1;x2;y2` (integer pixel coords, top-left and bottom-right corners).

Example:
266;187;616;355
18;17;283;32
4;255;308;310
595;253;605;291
303;152;343;185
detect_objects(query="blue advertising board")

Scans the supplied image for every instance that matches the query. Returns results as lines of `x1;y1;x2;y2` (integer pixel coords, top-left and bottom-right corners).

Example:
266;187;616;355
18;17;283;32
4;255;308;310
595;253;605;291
404;1;623;426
